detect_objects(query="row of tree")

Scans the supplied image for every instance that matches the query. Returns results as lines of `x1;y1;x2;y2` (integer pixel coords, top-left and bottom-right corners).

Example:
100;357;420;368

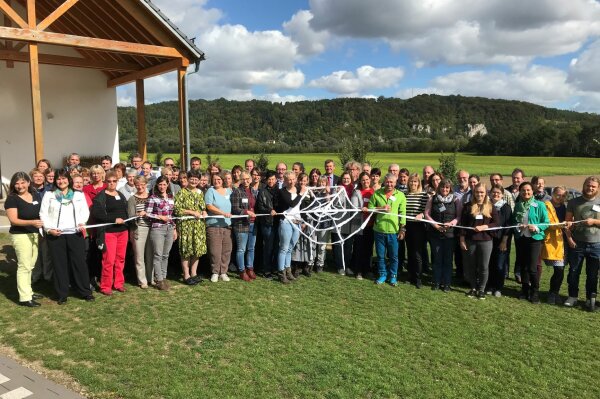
118;94;600;157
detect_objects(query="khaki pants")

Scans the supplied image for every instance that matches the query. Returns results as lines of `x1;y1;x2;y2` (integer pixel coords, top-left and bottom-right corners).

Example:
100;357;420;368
207;226;232;275
11;233;38;302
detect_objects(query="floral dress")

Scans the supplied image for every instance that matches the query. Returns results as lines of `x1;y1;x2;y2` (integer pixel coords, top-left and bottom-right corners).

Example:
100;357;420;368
174;188;207;258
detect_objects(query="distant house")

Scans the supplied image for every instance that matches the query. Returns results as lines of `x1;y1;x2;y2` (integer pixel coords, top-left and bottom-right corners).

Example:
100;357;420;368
0;0;204;188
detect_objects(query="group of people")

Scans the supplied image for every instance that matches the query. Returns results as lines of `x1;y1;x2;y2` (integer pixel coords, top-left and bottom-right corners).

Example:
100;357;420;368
4;153;600;312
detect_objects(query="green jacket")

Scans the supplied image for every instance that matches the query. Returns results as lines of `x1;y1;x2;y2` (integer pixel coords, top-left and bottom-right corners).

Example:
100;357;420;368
511;198;549;241
368;188;406;234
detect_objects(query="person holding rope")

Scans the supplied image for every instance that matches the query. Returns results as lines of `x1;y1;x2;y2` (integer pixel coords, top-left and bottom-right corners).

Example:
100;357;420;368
40;170;94;304
512;181;549;304
4;172;44;307
367;173;406;286
564;176;600;311
276;171;303;284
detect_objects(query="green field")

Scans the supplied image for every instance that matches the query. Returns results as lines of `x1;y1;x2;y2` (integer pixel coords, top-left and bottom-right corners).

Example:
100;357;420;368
0;234;599;398
121;152;600;177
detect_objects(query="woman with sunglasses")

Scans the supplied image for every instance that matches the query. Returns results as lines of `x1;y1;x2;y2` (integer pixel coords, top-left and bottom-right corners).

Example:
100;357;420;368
91;171;129;295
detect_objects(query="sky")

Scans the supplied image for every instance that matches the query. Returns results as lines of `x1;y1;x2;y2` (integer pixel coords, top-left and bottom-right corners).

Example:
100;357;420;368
116;0;600;114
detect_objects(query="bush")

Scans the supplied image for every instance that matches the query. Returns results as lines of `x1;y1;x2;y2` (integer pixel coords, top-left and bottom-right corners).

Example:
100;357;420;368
438;150;458;182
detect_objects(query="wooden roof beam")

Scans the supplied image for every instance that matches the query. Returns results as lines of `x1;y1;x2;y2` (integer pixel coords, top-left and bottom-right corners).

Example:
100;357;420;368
0;0;26;29
0;26;184;58
0;48;141;71
37;0;79;31
107;57;189;87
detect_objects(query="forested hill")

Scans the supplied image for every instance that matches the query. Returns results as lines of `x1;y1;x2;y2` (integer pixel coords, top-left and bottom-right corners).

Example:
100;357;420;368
117;94;600;157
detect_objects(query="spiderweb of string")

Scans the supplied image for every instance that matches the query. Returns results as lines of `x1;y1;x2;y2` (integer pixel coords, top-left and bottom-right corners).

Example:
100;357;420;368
282;186;375;270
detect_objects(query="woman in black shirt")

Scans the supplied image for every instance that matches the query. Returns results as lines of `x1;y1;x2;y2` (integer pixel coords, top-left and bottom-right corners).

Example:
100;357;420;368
91;171;129;295
4;172;44;307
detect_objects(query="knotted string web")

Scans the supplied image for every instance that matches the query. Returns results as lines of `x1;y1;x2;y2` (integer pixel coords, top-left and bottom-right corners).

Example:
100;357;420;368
282;186;375;270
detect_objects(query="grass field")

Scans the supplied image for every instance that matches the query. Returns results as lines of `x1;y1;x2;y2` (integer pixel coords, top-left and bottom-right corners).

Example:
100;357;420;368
122;152;600;177
0;234;598;399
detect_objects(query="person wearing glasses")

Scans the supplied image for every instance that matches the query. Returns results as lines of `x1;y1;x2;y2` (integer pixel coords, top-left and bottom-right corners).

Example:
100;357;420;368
40;170;94;304
91;171;130;296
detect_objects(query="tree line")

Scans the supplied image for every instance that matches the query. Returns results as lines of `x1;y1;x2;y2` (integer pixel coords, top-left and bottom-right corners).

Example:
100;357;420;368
117;94;600;157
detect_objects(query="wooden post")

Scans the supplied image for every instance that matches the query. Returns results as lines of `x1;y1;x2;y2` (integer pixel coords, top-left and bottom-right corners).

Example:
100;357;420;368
135;79;147;161
3;0;14;68
177;67;187;169
27;0;43;161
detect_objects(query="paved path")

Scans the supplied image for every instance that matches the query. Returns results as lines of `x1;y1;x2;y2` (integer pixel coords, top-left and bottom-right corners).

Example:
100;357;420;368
0;356;86;399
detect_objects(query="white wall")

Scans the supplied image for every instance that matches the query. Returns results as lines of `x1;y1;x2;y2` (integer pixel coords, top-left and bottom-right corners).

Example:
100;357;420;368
0;54;119;187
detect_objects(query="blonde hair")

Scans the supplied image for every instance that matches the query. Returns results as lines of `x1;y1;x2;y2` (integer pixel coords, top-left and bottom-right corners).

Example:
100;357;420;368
89;165;105;180
469;182;492;218
407;173;422;194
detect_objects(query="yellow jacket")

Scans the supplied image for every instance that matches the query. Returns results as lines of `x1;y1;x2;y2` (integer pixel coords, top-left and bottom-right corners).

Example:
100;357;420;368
541;201;564;261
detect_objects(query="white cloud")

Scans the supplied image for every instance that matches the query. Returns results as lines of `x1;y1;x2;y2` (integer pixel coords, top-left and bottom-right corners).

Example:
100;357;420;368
309;65;404;95
398;65;573;106
283;10;330;57
568;39;600;92
151;0;223;37
309;0;600;67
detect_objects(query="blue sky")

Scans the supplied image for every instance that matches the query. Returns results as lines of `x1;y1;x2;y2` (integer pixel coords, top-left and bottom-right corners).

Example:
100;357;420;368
116;0;600;113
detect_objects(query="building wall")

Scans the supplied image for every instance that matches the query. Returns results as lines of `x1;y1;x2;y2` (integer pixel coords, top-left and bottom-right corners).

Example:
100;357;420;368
0;56;119;186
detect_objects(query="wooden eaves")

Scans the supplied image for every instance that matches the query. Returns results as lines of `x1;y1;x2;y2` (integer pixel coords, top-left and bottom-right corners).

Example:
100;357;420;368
0;0;205;168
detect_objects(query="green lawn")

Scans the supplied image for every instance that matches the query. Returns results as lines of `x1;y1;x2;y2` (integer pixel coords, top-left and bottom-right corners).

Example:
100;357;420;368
0;234;598;398
122;152;600;177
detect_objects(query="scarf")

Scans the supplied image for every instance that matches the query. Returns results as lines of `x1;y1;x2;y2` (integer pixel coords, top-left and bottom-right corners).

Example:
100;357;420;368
341;183;353;199
513;197;534;224
435;193;455;204
54;189;74;204
493;199;506;210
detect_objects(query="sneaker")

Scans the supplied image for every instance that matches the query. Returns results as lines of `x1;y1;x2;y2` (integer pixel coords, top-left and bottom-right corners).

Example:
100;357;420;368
477;291;486;300
375;275;387;285
345;268;355;276
466;289;477;298
586;297;596;312
315;267;323;273
530;293;540;304
486;291;493;296
443;286;451;293
547;292;556;305
493;290;502;298
220;273;230;282
564;297;578;307
337;269;346;276
431;284;439;291
389;275;398;286
210;273;219;283
140;284;148;289
356;273;363;280
415;279;422;289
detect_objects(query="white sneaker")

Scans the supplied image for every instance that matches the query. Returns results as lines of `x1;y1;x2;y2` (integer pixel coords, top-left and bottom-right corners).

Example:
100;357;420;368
210;273;219;283
494;291;502;298
356;273;363;280
220;273;230;282
564;296;578;307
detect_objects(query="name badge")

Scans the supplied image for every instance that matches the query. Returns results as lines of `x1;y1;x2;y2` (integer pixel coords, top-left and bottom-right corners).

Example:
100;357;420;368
363;198;370;203
530;202;537;208
32;201;39;205
389;196;396;202
225;195;230;200
591;204;600;212
438;205;446;212
475;214;483;220
115;195;121;201
242;198;248;204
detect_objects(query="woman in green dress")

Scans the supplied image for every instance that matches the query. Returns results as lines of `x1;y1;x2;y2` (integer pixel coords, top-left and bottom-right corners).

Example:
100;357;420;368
174;169;207;285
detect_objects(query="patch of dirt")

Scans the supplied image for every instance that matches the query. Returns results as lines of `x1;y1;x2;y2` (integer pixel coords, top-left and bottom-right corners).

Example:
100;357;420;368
542;175;591;189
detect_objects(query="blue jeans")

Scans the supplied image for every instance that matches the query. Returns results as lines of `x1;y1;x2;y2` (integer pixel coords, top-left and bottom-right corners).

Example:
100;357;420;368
260;223;275;273
567;241;600;299
429;235;454;286
374;232;399;279
278;220;300;271
235;223;257;272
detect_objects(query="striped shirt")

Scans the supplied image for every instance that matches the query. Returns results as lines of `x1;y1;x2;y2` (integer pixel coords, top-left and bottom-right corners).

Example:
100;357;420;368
405;191;429;219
